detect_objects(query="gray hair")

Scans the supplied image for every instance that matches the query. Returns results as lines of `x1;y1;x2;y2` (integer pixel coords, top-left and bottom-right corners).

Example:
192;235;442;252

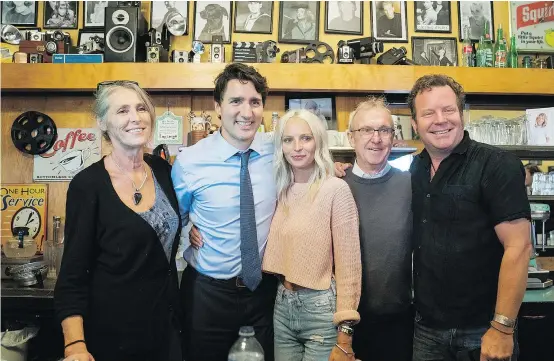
273;109;335;206
347;96;393;132
92;81;156;141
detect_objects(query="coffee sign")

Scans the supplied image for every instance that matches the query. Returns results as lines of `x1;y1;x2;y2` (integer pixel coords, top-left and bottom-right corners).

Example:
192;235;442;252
33;128;102;181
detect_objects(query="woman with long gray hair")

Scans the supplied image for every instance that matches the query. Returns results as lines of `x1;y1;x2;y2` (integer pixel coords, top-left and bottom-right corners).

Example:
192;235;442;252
262;109;361;361
55;81;182;361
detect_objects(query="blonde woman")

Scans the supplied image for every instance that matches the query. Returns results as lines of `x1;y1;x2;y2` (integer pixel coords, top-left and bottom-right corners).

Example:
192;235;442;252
263;109;361;361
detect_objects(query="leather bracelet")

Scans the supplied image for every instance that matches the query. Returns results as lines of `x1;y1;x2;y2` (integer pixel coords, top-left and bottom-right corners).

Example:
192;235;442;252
64;339;85;349
335;343;355;356
490;321;514;335
493;313;516;328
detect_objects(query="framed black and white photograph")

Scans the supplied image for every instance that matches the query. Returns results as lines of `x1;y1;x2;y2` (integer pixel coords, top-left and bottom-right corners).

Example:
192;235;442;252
151;1;189;34
325;1;362;35
83;1;108;28
43;1;78;29
370;1;408;42
412;36;458;66
414;1;451;33
458;1;494;41
278;1;319;44
286;94;337;130
234;1;272;34
193;1;231;43
78;29;103;47
1;1;38;26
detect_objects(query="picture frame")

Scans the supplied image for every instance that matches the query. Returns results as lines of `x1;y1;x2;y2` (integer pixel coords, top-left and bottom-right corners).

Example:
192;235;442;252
414;1;452;33
234;1;273;34
370;1;408;43
151;1;189;34
324;1;363;35
411;36;458;66
278;1;320;44
457;1;494;41
83;1;109;28
43;1;79;29
78;29;104;47
509;1;554;53
1;1;38;26
193;1;232;44
285;93;337;130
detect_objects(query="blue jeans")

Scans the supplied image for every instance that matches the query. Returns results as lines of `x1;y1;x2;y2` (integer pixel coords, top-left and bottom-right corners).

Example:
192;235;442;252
413;312;519;361
274;281;337;361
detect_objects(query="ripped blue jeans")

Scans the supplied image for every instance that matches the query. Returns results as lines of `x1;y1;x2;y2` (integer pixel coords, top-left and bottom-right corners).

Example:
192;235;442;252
274;280;337;361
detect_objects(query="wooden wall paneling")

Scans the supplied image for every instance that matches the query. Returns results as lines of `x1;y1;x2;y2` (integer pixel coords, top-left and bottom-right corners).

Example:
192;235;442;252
335;96;369;131
263;95;286;130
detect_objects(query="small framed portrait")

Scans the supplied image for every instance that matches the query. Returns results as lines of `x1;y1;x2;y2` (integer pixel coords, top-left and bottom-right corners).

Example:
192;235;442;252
458;1;494;41
43;1;78;29
234;1;273;34
412;36;458;66
83;1;108;28
414;1;452;33
151;1;189;34
285;94;337;130
78;29;104;47
370;1;408;42
278;1;319;44
526;108;554;146
193;1;232;44
325;1;363;35
1;1;38;26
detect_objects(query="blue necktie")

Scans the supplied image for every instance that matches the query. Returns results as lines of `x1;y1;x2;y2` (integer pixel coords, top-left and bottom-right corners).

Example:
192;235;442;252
239;150;262;291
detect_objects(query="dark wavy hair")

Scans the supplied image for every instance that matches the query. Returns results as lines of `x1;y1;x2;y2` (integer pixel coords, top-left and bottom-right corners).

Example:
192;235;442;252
213;63;269;106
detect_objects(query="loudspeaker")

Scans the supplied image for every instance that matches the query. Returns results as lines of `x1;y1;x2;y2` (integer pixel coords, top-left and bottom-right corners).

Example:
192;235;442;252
104;6;147;62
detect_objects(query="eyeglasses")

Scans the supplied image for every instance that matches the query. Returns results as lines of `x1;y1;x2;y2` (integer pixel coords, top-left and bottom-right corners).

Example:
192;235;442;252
351;126;395;138
96;80;139;92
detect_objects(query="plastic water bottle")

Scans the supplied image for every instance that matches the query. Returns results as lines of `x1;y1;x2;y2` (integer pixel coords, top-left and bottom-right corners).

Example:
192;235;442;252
228;326;264;361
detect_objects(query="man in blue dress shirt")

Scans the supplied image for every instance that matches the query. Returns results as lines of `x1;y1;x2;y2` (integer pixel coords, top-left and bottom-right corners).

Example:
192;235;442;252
171;63;277;361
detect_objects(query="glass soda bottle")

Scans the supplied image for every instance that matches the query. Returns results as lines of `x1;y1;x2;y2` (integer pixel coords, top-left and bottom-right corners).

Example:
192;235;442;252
494;24;507;68
228;326;264;361
461;26;473;67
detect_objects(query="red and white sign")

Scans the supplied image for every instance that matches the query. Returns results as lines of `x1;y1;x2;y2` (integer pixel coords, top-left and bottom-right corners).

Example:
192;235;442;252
33;128;102;181
510;1;554;53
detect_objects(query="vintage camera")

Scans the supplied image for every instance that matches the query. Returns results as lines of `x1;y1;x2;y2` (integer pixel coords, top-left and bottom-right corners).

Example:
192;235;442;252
171;50;190;63
150;28;162;46
28;53;43;63
44;30;71;55
281;48;306;63
210;35;224;63
377;47;417;65
147;45;161;63
255;40;279;63
79;36;105;54
26;30;45;42
337;41;354;64
346;37;384;64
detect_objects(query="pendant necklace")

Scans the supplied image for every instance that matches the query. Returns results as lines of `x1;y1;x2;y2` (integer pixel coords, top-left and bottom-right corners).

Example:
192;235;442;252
111;154;148;205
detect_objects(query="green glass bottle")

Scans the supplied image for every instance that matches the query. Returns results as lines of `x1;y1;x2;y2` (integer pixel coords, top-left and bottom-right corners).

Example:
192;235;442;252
508;35;518;68
494;24;507;68
482;21;494;67
476;36;485;67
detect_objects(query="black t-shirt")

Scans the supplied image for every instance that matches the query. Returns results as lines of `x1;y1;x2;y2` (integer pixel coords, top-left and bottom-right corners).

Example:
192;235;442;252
410;131;530;328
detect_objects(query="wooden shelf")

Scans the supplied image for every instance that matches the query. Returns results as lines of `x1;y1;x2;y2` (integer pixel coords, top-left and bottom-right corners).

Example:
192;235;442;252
2;63;554;94
529;196;554;202
497;145;554;160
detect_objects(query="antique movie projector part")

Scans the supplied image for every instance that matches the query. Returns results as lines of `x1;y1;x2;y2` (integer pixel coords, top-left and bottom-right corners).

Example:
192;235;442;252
191;41;205;63
256;40;279;63
11;111;58;155
377;47;417;65
1;24;23;45
281;41;334;64
339;37;384;64
210;35;225;63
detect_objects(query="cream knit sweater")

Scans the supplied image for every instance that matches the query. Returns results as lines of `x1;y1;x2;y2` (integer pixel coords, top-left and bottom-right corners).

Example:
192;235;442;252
262;177;362;324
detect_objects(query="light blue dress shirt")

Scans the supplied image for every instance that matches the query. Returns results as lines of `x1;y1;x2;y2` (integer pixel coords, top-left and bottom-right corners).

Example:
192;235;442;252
171;131;277;279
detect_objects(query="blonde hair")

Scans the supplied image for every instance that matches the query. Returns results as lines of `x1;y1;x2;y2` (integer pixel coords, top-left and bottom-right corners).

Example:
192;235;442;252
347;96;393;132
93;81;156;142
273;109;335;206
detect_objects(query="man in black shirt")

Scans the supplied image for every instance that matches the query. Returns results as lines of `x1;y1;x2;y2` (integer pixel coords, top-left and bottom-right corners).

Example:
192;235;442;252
408;75;531;361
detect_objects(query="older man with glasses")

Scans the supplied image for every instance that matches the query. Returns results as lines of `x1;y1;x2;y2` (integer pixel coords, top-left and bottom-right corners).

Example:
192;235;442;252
337;97;414;361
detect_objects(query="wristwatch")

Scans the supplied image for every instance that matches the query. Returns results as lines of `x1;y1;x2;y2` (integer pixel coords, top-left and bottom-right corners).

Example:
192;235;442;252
492;313;516;328
337;323;354;336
